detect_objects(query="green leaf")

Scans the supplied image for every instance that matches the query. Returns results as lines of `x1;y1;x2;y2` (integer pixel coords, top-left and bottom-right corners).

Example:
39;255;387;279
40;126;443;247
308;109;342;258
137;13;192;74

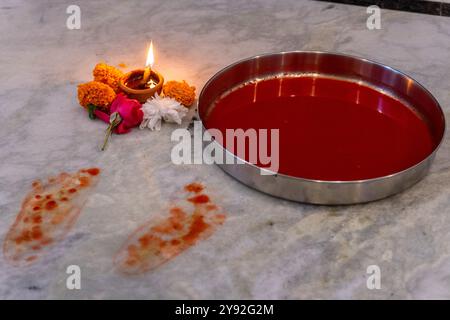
87;104;98;120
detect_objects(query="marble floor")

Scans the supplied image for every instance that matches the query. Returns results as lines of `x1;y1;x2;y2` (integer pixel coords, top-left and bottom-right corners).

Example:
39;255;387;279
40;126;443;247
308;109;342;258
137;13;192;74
0;0;449;299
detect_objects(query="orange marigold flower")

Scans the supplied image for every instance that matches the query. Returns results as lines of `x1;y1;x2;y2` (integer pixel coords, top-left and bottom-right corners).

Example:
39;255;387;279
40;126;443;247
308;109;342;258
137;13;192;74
163;80;196;107
77;81;116;111
93;63;124;92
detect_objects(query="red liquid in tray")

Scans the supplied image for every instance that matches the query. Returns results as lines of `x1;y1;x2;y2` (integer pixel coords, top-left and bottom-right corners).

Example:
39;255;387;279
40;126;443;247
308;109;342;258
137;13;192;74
204;76;434;181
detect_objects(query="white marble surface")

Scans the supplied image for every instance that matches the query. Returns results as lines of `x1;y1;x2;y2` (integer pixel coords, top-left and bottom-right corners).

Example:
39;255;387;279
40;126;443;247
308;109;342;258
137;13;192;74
1;0;450;299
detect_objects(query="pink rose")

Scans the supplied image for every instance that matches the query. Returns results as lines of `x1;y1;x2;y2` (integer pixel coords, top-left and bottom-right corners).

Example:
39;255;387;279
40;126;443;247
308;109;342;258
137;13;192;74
94;94;143;134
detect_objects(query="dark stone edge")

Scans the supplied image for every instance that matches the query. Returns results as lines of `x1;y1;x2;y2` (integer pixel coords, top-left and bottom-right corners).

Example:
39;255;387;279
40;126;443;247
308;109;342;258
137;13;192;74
314;0;450;17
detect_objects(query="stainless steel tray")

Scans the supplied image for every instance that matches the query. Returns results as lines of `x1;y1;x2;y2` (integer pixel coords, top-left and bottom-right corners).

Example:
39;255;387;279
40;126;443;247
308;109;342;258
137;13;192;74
198;51;445;204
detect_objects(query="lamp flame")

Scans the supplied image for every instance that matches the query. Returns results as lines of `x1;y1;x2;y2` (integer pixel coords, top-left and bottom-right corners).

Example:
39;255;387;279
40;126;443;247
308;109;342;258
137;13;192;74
145;41;154;67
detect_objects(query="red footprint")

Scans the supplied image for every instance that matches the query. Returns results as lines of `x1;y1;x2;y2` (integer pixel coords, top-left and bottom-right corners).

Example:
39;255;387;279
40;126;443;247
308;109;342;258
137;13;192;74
114;182;226;275
3;168;101;266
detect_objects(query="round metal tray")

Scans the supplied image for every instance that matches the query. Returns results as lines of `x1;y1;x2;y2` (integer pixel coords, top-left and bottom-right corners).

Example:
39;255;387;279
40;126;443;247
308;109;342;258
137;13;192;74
198;51;445;204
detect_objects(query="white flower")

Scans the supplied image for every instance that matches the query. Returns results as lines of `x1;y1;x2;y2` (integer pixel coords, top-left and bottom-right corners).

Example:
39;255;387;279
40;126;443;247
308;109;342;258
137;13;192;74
139;93;188;131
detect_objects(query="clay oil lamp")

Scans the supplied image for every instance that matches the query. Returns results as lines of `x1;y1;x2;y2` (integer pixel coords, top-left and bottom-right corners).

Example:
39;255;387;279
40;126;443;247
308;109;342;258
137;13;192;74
119;41;164;103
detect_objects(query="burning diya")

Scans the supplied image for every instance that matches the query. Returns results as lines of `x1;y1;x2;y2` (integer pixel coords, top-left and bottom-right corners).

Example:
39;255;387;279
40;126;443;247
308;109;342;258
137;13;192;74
119;41;164;103
198;51;445;204
77;40;197;149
